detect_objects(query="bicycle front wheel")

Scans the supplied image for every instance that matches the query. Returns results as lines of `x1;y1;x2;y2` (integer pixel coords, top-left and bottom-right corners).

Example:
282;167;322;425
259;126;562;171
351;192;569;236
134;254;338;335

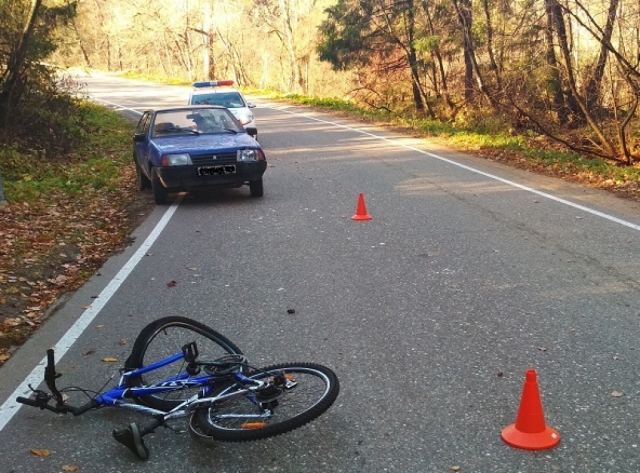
125;316;243;411
194;363;339;441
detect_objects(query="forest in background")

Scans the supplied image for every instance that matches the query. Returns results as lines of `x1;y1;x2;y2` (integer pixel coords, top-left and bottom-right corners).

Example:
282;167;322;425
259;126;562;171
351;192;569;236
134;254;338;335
2;0;640;358
3;0;640;165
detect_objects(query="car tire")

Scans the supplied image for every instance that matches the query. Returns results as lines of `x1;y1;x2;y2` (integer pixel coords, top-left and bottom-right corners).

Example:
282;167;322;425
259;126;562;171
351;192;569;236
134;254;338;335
249;178;264;198
136;163;151;191
151;167;169;205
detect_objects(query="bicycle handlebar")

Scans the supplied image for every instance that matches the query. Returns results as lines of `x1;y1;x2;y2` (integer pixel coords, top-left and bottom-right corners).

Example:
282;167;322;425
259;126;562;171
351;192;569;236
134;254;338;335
16;348;98;416
16;395;97;416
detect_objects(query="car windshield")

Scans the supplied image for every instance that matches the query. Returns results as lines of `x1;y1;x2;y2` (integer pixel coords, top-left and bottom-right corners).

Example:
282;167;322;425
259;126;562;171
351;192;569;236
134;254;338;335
152;108;243;137
190;92;246;108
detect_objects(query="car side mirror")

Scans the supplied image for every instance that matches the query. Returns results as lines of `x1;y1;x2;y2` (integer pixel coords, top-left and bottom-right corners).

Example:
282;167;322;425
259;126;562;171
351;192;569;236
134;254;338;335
245;127;257;136
133;133;147;142
247;103;256;109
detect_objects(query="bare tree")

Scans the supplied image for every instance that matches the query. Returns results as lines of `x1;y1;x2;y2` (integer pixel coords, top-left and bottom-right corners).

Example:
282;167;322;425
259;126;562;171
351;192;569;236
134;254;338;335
318;0;429;114
34;0;640;165
0;0;45;126
583;0;619;111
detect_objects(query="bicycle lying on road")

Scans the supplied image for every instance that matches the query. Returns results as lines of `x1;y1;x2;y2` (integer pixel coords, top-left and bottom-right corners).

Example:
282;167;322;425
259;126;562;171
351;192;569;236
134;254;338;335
16;316;340;460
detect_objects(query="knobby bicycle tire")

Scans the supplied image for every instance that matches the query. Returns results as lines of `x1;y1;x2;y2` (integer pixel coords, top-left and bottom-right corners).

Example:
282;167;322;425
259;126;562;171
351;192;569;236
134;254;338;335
194;362;339;442
124;316;243;411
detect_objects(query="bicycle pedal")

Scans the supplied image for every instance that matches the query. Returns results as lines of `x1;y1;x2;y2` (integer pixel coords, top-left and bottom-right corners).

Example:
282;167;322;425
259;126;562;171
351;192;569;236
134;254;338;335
112;423;150;460
284;379;298;389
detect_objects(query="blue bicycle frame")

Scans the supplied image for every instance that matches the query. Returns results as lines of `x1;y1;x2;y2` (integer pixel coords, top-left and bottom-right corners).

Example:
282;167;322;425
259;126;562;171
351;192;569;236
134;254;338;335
17;348;262;419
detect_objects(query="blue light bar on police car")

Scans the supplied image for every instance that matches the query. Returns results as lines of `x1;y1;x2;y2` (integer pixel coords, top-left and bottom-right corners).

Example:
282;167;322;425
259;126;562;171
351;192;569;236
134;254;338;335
193;80;234;88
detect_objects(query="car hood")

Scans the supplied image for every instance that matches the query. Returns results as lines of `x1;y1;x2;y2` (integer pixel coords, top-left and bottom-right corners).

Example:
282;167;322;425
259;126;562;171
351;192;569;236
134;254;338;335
152;133;259;154
229;108;250;116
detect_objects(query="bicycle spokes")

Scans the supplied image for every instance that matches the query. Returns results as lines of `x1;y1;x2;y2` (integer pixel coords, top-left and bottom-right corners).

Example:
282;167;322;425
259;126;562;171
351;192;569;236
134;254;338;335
194;363;339;442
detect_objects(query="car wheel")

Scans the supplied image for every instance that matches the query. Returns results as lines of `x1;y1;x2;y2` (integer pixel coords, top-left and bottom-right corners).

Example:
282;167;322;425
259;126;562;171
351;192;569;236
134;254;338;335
136;163;151;191
151;167;169;205
249;178;264;198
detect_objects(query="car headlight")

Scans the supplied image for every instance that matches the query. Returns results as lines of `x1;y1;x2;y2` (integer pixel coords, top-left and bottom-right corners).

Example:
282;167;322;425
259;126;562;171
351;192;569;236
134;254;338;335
236;113;254;125
161;153;192;166
237;149;265;162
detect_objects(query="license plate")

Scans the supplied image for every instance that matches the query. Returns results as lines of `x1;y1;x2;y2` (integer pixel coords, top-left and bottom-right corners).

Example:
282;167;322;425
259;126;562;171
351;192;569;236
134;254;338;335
198;165;236;176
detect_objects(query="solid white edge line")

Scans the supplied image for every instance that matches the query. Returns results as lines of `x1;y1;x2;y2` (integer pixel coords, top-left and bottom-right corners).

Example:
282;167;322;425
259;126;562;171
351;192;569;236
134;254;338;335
94;98;142;114
0;195;182;431
274;106;640;232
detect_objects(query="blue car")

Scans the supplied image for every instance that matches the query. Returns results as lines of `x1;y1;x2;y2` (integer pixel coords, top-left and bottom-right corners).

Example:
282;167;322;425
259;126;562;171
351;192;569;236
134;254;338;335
133;106;266;204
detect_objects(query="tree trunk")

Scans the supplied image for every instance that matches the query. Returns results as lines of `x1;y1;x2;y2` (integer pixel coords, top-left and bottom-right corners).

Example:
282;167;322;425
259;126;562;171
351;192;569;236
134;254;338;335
420;0;453;110
481;0;502;91
453;0;496;108
548;0;616;154
0;0;44;127
202;0;212;80
453;0;474;102
543;0;568;124
546;0;583;122
406;0;426;114
280;0;302;92
584;0;618;111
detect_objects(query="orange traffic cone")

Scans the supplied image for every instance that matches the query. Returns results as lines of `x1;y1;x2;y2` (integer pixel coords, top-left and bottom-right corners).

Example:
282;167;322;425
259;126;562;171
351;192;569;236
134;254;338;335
351;193;372;221
501;370;560;450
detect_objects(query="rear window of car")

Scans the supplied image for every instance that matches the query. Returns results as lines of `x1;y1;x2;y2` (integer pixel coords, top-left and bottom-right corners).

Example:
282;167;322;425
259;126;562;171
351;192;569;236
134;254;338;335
190;92;246;108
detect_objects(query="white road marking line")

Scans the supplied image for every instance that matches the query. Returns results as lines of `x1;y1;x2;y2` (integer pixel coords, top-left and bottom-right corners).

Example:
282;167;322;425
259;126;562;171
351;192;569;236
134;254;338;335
274;106;640;232
0;195;183;431
94;98;142;114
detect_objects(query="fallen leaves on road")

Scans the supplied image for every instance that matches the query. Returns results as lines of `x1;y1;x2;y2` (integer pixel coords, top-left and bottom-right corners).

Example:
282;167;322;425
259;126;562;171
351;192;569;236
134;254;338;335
0;167;152;366
30;448;51;457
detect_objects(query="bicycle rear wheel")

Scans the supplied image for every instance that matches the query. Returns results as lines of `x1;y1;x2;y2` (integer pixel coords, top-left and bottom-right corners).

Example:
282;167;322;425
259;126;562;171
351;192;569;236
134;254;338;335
194;363;339;441
124;316;242;411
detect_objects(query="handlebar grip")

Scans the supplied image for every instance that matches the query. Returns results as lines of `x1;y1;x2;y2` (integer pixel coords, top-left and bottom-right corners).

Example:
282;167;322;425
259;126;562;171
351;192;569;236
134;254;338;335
16;396;63;414
16;396;40;407
46;349;55;368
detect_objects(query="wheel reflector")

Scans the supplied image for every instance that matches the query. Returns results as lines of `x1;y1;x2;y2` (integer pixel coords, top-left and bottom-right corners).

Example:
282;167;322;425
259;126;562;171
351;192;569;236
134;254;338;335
242;422;267;429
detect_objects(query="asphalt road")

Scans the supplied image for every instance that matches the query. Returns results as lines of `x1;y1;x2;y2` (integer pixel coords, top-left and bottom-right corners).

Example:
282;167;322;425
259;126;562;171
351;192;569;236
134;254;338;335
1;75;640;473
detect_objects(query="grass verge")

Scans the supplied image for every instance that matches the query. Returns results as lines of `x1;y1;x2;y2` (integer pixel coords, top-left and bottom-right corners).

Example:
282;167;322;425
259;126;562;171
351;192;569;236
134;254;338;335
246;89;640;198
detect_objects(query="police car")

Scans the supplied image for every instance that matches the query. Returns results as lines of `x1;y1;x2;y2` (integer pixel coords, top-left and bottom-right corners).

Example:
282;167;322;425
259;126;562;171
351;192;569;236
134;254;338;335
188;80;257;139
